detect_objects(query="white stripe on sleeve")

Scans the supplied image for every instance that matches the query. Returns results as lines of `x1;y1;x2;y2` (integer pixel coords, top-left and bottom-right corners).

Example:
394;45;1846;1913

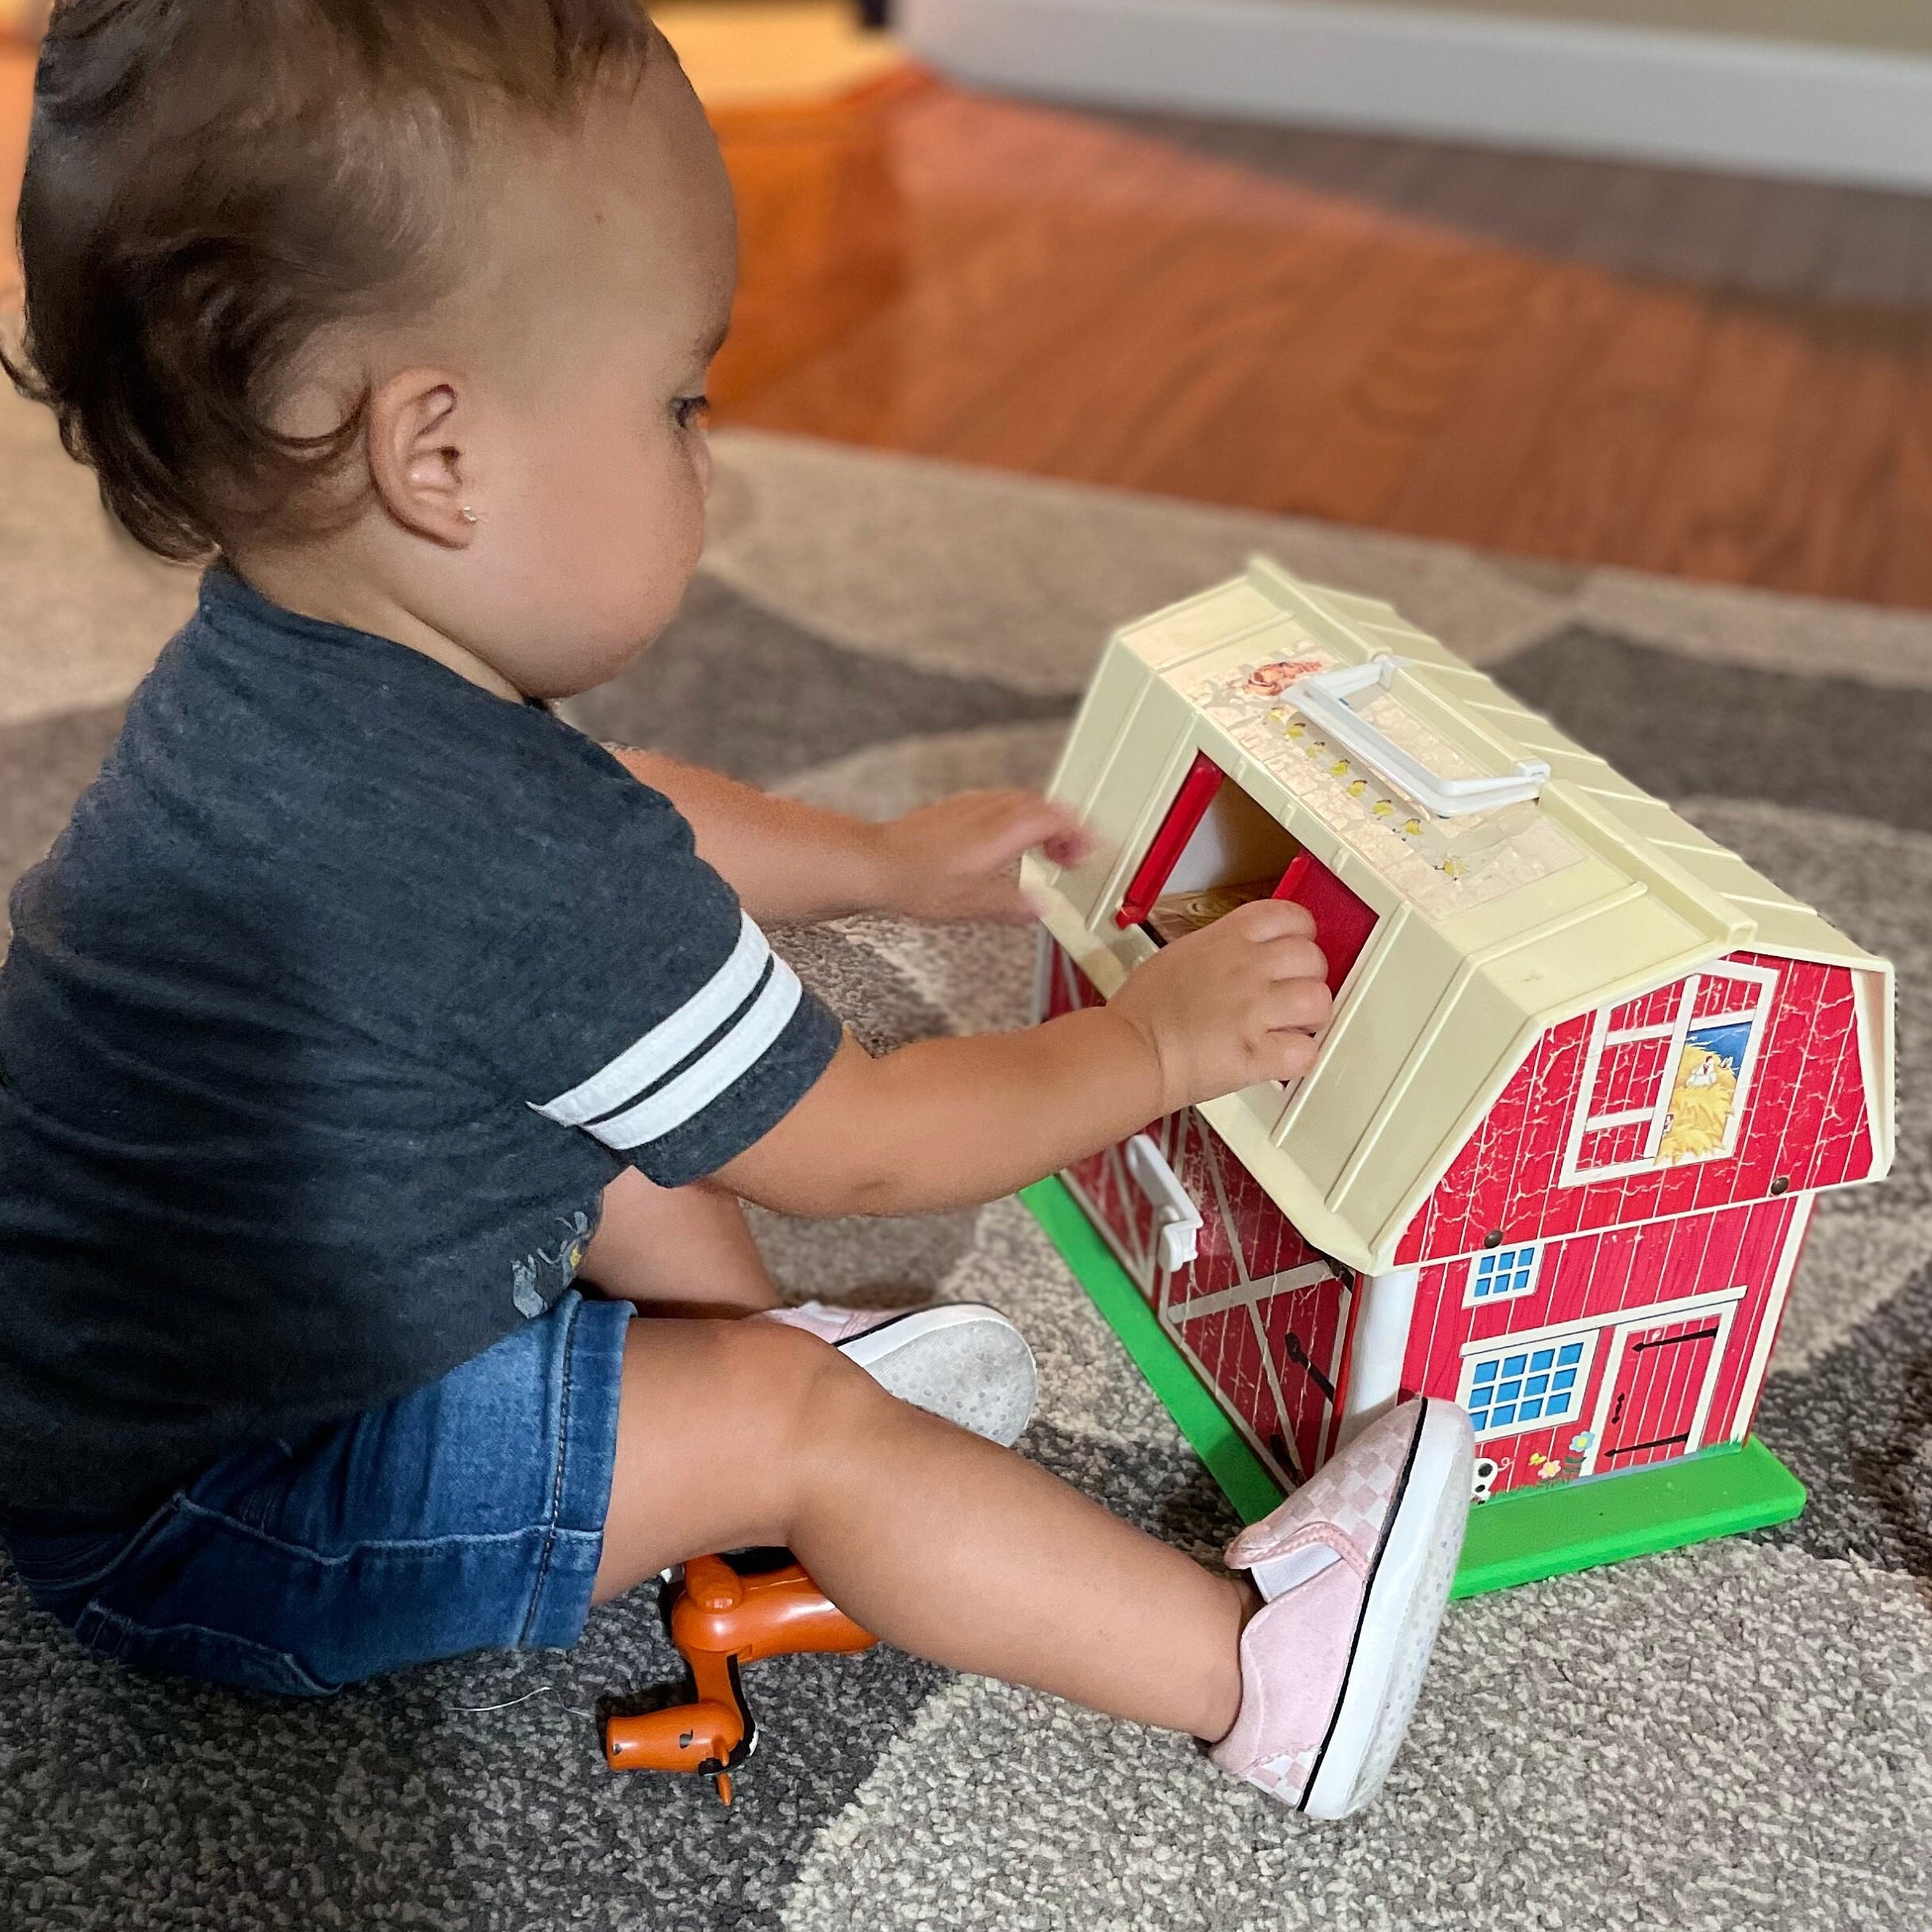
533;912;771;1128
588;958;805;1150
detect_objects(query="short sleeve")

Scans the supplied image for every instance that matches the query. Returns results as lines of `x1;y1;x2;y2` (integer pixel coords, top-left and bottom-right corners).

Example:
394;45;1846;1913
453;763;844;1188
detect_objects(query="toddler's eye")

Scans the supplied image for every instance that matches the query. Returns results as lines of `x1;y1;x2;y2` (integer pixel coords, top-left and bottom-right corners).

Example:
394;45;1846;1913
673;394;711;432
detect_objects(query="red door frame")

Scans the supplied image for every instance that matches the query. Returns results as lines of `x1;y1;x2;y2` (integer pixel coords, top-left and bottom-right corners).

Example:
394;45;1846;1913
1112;753;1379;993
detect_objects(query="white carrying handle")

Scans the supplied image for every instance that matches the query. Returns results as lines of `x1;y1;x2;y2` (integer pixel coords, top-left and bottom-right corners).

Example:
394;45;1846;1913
1125;1133;1203;1273
1288;655;1550;819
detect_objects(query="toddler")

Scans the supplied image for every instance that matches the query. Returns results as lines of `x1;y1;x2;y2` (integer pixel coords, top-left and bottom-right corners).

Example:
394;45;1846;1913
0;0;1472;1820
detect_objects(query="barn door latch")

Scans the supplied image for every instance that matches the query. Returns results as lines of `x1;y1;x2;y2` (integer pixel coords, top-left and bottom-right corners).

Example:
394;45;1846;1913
1125;1133;1204;1272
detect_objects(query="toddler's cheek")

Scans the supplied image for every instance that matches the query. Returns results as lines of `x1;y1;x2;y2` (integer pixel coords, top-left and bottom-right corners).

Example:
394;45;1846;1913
472;432;707;691
580;486;707;664
554;461;691;600
614;474;704;625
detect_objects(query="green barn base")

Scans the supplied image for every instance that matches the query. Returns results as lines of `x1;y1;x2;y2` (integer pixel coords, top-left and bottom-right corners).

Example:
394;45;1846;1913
1020;1175;1807;1599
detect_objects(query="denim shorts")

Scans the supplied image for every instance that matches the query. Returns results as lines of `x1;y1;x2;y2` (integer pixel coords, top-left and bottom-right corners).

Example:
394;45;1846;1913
1;1290;633;1697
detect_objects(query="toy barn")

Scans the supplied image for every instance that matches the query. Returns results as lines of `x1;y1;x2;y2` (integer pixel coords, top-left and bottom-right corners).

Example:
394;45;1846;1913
1022;558;1894;1588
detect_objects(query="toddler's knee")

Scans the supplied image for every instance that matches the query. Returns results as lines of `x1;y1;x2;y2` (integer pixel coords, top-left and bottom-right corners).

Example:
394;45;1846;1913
715;1316;878;1455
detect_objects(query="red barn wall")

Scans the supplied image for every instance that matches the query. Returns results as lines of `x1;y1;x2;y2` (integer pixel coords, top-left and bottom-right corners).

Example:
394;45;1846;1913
1396;952;1874;1268
1044;940;1356;1482
1042;936;1863;1498
1398;1194;1803;1495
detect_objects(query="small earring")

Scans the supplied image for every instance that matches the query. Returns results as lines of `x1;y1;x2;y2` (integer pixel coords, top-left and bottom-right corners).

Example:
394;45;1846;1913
459;506;480;526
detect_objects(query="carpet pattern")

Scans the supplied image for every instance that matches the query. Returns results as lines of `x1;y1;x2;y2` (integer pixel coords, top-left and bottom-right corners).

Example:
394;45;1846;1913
2;402;1930;1930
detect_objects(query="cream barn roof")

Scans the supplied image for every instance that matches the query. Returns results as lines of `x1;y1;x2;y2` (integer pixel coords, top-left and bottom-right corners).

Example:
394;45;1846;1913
1023;558;1895;1274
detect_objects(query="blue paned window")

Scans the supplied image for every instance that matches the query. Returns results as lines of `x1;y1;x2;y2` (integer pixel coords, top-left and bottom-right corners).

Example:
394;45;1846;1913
1466;1243;1541;1306
1464;1338;1590;1439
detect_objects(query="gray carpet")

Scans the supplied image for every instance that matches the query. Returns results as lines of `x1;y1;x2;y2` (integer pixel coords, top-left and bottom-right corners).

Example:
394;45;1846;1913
3;395;1930;1930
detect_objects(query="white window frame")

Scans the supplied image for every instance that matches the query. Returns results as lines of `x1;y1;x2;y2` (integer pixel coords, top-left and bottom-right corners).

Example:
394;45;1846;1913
1673;966;1779;1166
1457;1328;1599;1445
1463;1241;1542;1309
1559;963;1779;1185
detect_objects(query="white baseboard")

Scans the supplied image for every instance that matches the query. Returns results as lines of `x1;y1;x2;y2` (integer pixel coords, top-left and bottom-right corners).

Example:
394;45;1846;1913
899;0;1932;190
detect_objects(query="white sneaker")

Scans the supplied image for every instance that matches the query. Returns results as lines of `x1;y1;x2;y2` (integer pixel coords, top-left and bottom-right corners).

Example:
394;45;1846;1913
759;1301;1038;1447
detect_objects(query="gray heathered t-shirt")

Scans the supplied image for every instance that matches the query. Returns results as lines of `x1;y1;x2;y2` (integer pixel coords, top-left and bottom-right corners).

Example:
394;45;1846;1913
0;568;842;1528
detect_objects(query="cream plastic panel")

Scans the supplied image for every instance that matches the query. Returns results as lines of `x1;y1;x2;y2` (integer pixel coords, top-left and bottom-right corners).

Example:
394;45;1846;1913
1432;851;1638;957
1536;787;1751;944
1454;695;1597;760
1324;964;1544;1258
1047;642;1156;826
1664;845;1812;912
1743;899;1889;966
1029;556;1896;1266
1118;580;1282;668
1853;964;1897;1179
1478;892;1716;1017
1589;789;1735;853
1048;674;1197;929
1278;909;1463;1196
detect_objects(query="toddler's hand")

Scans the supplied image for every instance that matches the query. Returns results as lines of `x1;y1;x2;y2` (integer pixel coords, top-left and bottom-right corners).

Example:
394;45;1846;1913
873;790;1092;924
1109;899;1332;1111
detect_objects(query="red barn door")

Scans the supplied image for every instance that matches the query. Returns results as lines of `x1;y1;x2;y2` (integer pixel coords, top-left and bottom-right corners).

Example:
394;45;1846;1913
1595;1309;1731;1470
1043;936;1357;1486
1156;1109;1354;1484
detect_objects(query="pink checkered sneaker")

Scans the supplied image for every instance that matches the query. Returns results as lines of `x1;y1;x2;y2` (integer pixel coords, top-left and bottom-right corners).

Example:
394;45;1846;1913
1226;1404;1420;1575
1212;1397;1474;1820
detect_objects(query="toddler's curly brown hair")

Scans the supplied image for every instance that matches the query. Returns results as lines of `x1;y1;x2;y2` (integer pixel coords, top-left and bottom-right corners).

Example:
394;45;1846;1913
6;0;657;560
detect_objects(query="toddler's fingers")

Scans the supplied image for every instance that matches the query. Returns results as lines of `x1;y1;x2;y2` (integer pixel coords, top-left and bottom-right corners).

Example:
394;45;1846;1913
1253;935;1330;986
1261;1031;1324;1081
1010;796;1091;866
966;793;1090;872
1040;819;1094;867
1223;898;1317;942
1257;978;1332;1034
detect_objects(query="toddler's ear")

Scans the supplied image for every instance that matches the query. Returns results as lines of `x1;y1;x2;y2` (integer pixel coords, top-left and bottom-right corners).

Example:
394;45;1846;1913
366;369;477;546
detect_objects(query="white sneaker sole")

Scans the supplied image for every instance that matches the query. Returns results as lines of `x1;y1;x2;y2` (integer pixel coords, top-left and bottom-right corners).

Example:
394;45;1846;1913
1301;1398;1475;1821
835;1304;1038;1448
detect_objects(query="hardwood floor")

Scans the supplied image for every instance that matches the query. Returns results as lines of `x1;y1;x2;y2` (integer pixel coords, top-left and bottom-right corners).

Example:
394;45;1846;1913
6;34;1930;610
0;41;30;307
711;75;1932;610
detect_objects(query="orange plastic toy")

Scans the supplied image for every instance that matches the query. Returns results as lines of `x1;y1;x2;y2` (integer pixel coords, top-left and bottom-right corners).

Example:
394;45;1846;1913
603;1552;875;1803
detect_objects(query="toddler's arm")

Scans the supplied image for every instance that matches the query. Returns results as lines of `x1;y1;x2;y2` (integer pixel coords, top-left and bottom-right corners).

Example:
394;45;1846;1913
607;747;1087;926
717;899;1331;1217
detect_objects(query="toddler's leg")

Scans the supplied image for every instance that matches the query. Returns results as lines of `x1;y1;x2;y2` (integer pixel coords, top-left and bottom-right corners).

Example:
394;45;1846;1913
577;1170;1039;1444
578;1167;782;1316
594;1317;1253;1739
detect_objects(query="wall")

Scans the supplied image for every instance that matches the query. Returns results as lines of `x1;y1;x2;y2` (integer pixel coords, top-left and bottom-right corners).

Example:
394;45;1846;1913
902;0;1932;188
1400;1192;1804;1496
1298;0;1932;57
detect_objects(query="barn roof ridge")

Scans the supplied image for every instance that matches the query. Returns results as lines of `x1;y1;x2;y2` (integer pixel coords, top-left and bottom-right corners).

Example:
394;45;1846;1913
1025;559;1895;1272
1147;555;1878;969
